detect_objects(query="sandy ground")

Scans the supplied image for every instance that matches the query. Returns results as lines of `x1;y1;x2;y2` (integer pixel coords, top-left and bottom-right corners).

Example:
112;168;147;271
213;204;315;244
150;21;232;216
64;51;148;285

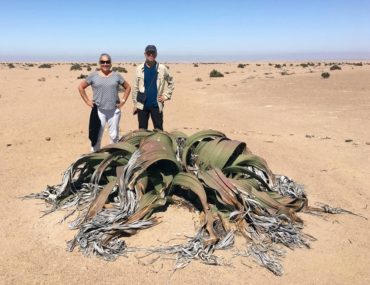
0;61;369;284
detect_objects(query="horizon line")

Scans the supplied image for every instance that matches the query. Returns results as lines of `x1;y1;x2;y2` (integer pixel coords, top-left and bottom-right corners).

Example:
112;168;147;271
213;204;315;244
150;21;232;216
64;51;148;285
1;51;370;63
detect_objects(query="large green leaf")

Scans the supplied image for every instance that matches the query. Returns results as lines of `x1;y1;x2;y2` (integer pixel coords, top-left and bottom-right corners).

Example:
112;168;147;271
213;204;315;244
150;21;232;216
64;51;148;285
195;137;246;170
119;129;153;147
231;154;275;187
198;169;244;211
181;130;226;169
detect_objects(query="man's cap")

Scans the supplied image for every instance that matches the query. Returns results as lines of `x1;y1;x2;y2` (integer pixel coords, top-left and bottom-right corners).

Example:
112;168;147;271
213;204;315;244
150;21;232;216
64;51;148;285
145;45;157;53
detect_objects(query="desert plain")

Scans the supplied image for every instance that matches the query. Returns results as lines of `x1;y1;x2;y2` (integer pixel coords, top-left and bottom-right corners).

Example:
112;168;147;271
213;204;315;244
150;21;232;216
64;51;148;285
0;61;369;284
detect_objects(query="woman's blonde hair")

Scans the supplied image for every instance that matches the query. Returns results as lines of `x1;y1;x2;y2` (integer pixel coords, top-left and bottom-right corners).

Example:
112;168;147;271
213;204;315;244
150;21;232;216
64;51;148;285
99;53;112;63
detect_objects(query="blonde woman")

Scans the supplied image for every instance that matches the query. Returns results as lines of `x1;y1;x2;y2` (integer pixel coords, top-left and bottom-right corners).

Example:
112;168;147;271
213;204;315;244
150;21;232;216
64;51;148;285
78;53;131;151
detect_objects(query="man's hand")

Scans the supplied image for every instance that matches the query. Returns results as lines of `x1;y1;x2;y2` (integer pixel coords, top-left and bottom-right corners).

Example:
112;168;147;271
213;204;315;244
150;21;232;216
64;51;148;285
158;95;165;103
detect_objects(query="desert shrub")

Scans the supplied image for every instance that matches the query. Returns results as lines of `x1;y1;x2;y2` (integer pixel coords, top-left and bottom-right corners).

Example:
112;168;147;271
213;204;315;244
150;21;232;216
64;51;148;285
8;63;15;69
353;62;363;66
300;63;308;68
256;64;261;66
112;66;127;73
268;63;273;66
209;69;224;77
38;77;46;81
321;72;330;79
91;63;97;66
70;63;82;71
282;63;286;67
193;63;199;67
26;63;34;67
133;63;137;67
330;64;341;71
77;74;88;79
195;77;202;82
39;64;52;68
86;65;92;71
275;64;282;68
281;71;290;76
290;63;293;66
237;63;246;68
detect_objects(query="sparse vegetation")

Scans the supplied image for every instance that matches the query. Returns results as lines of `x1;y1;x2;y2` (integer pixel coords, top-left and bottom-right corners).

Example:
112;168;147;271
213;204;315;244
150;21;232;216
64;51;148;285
281;71;293;76
77;74;88;79
193;63;199;67
8;63;15;69
195;77;202;82
86;65;92;71
70;63;82;71
210;69;224;77
275;64;282;68
300;63;308;68
39;64;52;68
38;77;46;82
321;72;330;79
237;63;247;68
112;66;127;73
330;64;341;71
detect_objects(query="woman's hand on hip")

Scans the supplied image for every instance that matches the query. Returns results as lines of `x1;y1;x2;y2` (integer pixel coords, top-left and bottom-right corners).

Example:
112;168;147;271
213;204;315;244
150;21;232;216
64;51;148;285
117;101;126;109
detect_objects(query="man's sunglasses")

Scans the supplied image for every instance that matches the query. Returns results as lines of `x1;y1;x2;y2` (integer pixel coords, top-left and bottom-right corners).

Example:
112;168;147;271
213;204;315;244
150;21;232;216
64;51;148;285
146;51;156;56
100;60;111;64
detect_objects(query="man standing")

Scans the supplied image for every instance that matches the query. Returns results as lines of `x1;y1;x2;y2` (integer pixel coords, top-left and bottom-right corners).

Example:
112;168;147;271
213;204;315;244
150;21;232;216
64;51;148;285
132;45;174;130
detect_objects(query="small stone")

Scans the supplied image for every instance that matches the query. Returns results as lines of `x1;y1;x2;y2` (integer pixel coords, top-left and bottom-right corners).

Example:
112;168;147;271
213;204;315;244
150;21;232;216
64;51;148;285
6;143;12;147
45;137;51;141
345;139;353;143
366;142;370;145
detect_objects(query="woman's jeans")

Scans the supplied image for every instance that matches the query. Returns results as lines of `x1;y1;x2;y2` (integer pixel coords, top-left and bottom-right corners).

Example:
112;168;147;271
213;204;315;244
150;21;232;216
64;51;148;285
91;108;121;152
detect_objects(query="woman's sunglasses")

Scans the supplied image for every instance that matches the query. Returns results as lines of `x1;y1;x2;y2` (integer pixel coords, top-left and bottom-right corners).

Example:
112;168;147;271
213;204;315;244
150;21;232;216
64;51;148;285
100;60;111;64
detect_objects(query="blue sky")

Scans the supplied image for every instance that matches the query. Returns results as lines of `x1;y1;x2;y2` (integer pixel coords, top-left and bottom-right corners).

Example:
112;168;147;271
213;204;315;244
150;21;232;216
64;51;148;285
1;0;370;61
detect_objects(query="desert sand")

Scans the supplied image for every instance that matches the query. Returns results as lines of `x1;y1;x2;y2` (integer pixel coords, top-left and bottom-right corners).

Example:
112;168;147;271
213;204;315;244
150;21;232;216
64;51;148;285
0;61;369;284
